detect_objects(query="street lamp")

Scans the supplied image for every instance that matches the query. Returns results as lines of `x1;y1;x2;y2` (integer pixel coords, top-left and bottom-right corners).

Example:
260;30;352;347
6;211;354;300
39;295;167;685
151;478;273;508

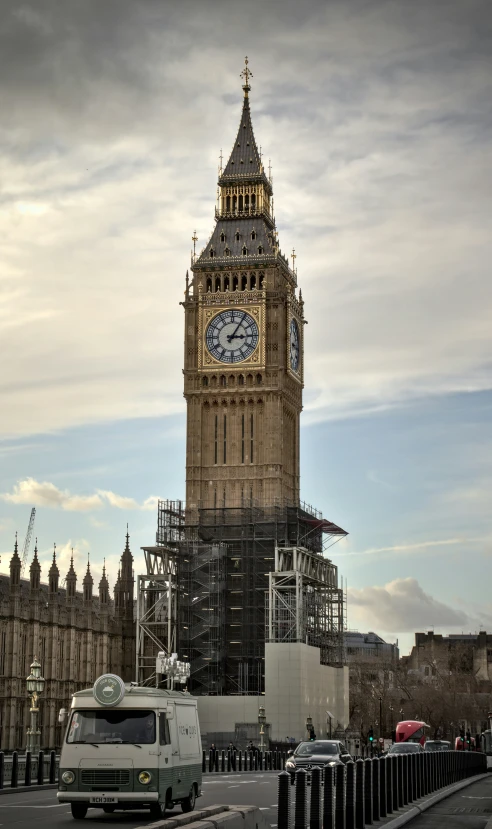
258;705;266;752
306;715;314;740
26;657;45;753
379;696;383;740
156;652;190;690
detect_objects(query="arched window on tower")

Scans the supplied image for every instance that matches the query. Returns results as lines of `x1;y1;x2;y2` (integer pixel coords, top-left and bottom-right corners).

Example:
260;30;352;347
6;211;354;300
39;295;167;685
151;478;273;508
235;231;240;242
242;246;247;256
258;245;263;255
233;274;239;290
206;277;212;292
245;194;250;212
251;193;256;210
220;232;226;242
226;195;231;212
215;276;221;292
225;247;231;257
224;275;230;291
238;374;245;386
233;195;237;212
256;373;262;385
241;273;248;290
239;195;243;212
259;272;265;288
251;230;256;240
202;376;209;387
250;273;256;289
209;248;215;258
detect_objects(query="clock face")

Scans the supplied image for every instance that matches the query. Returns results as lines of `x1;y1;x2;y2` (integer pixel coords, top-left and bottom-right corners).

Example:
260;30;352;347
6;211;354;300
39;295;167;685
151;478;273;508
206;309;259;364
290;318;300;372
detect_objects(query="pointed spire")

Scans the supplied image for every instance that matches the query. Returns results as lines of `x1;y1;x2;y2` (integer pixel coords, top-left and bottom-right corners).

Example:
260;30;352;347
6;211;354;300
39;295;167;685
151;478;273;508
66;548;77;601
99;558;110;606
49;543;59;594
83;552;93;603
30;538;41;591
10;533;21;589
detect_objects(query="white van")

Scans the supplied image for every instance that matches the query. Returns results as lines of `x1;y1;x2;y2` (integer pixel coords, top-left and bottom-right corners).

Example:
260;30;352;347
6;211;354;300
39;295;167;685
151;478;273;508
57;674;202;820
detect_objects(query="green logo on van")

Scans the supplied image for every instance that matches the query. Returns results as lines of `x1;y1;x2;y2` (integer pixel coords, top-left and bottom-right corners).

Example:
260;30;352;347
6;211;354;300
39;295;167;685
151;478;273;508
93;674;125;707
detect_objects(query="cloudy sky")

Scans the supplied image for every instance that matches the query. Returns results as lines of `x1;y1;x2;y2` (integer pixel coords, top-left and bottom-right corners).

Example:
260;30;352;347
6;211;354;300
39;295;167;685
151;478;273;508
1;0;491;654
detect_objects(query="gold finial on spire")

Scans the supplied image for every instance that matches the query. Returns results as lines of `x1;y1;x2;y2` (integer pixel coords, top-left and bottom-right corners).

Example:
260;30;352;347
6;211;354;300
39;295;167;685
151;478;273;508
192;230;198;262
292;248;297;271
240;56;253;97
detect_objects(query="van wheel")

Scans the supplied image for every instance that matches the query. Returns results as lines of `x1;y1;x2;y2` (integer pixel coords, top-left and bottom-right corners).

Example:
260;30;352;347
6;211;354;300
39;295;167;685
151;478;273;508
71;803;88;820
181;785;196;813
103;806;116;813
149;802;166;820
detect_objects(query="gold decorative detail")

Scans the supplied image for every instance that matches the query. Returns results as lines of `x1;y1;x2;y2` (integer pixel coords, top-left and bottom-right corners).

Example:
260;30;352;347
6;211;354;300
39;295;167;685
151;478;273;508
240;56;253;97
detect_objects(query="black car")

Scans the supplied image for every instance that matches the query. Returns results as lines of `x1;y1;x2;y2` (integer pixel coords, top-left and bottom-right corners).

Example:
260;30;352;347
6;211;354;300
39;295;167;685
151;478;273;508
387;742;423;754
285;740;351;775
424;740;451;752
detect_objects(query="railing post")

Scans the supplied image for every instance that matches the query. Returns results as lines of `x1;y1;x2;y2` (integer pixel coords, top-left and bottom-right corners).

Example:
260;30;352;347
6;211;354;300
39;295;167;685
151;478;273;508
379;756;387;818
415;752;422;799
49;750;56;785
397;755;404;808
37;750;44;786
227;750;231;772
386;755;393;815
422;751;428;796
277;771;291;829
295;769;308;829
368;758;377;823
11;750;18;788
221;750;225;772
355;758;365;829
310;767;322;829
401;755;408;805
238;750;242;772
254;751;258;771
335;762;347;829
0;752;4;790
215;750;219;772
323;764;336;829
202;750;206;772
346;761;356;829
25;751;32;787
259;751;263;771
391;756;399;811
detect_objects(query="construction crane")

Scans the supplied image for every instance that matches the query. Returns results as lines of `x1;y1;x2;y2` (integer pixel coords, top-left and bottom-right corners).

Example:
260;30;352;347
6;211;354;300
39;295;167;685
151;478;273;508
20;507;36;577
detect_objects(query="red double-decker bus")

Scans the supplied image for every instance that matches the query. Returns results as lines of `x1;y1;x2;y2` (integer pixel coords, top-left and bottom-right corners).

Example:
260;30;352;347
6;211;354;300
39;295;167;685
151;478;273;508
395;720;428;746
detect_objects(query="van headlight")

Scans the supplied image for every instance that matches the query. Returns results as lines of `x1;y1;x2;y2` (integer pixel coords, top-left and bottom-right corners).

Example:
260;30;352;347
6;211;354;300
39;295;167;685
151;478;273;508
138;770;152;785
61;770;75;784
286;761;296;769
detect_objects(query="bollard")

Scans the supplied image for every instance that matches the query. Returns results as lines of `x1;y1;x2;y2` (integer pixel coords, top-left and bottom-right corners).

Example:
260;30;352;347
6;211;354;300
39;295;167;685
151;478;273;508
421;751;428;796
386;755;393;815
397;754;404;808
215;750;219;772
259;751;263;771
416;751;422;799
295;769;308;829
345;761;356;829
208;749;213;772
221;750;225;773
11;750;19;788
310;767;322;829
202;750;206;772
335;763;347;829
355;758;365;829
232;750;236;771
227;750;231;772
254;751;258;771
368;757;377;823
37;750;44;786
323;763;336;829
25;751;32;787
277;771;291;829
0;752;4;790
238;750;242;772
49;750;56;784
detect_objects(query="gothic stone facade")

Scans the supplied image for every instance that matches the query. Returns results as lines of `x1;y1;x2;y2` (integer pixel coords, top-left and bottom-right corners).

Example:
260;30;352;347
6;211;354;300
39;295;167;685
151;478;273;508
0;535;135;750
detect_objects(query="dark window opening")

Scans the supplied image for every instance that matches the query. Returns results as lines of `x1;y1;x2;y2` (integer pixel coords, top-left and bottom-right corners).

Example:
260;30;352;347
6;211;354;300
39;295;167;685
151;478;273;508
214;415;218;464
250;274;256;288
209;249;214;258
206;277;212;292
241;274;248;290
238;374;244;386
215;276;221;292
226;196;231;212
225;247;230;257
233;195;237;212
233;275;239;290
159;716;171;746
250;413;254;464
258;246;263;254
256;373;262;385
224;276;230;290
241;414;245;463
259;273;265;288
251;231;256;240
239;195;243;212
242;246;247;256
223;414;227;464
202;376;208;387
220;375;226;387
220;232;225;242
235;231;240;241
251;193;256;209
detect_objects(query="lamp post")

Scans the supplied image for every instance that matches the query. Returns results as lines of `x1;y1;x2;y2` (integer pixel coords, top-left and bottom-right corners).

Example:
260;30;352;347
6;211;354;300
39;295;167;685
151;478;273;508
258;705;266;752
379;695;383;739
156;652;190;690
306;715;313;740
26;657;45;753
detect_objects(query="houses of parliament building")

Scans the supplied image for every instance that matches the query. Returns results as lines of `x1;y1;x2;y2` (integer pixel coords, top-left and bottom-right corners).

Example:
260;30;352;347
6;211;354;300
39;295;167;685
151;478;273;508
0;534;135;750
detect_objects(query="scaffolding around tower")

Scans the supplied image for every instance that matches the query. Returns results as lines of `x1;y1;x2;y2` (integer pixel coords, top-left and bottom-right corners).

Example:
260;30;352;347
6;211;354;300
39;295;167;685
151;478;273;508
136;500;185;685
266;545;346;666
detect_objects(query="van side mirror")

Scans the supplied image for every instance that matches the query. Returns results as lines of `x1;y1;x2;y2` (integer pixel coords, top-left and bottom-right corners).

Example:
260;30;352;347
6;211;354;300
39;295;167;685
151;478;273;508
287;749;293;756
58;708;67;724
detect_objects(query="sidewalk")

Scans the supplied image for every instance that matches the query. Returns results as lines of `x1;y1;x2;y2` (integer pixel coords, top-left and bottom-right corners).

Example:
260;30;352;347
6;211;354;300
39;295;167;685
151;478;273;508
395;773;492;828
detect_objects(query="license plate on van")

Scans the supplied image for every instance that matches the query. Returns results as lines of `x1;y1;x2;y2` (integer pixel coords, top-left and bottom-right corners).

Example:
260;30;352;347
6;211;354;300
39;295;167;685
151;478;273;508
89;796;117;804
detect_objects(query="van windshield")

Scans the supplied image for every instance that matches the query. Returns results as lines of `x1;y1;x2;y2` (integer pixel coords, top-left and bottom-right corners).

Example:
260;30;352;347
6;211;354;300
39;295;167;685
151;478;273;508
67;709;156;744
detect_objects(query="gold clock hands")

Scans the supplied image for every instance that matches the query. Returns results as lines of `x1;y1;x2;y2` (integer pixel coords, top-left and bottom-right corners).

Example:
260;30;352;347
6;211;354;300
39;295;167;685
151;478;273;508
227;311;247;343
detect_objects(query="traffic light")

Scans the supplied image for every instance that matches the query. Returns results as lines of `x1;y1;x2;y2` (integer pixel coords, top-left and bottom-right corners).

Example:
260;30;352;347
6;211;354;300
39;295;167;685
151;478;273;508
309;732;317;741
368;727;374;743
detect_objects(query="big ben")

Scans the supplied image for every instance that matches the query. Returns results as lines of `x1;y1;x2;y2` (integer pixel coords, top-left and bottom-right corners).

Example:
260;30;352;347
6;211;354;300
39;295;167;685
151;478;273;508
178;61;343;699
183;59;304;518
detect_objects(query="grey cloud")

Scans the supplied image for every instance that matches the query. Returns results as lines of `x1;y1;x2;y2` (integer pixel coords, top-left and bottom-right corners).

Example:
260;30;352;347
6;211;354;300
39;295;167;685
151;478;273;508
348;577;469;632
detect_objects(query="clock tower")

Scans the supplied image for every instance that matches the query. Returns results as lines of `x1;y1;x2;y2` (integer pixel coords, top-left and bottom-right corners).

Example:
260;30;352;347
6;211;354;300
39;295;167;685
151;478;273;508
183;60;304;521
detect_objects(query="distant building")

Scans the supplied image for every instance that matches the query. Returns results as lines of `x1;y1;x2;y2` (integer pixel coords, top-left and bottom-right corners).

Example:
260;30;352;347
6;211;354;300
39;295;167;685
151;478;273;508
0;532;135;750
345;631;399;665
405;630;492;684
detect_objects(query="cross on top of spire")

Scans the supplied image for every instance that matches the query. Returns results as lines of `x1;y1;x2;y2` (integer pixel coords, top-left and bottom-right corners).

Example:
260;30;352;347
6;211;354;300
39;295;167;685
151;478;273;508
240;56;253;97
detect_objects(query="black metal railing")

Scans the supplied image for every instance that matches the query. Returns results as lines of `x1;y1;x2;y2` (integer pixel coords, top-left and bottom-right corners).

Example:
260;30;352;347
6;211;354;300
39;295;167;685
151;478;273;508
277;751;486;829
202;749;288;773
0;751;58;789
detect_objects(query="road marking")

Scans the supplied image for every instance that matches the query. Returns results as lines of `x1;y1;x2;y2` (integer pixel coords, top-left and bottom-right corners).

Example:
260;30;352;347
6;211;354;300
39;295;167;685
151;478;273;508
228;785;240;788
259;807;270;810
1;804;66;808
462;796;492;799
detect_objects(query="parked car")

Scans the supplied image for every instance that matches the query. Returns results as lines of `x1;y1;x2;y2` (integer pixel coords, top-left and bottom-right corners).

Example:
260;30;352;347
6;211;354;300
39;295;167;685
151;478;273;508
425;740;451;752
387;742;423;754
285;740;351;775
